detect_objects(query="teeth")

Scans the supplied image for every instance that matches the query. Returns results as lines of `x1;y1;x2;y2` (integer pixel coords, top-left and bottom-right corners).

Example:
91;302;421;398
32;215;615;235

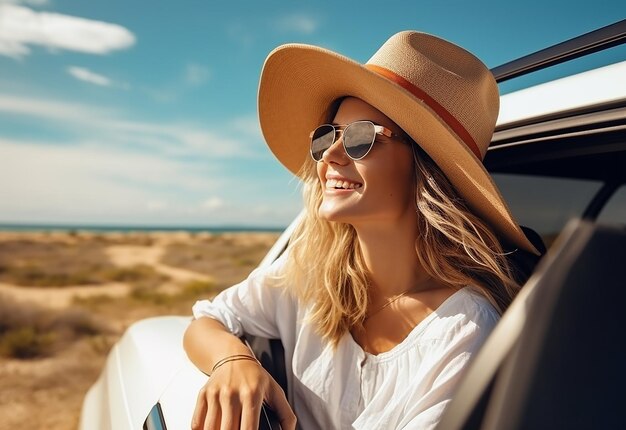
326;179;362;189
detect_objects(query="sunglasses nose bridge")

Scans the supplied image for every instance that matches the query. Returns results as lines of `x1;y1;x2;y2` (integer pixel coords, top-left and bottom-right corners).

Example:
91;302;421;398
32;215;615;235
321;128;350;164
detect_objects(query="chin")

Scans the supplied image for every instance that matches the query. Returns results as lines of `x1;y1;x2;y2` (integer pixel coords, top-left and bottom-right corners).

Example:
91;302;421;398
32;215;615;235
318;207;349;223
318;206;366;226
318;210;341;222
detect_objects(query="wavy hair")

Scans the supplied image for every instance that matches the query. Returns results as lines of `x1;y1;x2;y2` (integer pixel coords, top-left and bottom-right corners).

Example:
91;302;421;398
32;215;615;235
282;139;521;347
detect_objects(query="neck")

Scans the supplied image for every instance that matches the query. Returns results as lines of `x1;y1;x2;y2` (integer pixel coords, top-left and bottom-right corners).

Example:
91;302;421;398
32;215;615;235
353;213;430;298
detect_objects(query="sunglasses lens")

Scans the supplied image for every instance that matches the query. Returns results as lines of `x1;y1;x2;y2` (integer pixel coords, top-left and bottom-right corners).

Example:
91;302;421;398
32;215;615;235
344;121;376;160
310;125;335;161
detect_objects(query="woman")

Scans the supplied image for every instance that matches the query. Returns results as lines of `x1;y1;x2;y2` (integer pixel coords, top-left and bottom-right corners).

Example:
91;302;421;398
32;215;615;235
184;31;542;430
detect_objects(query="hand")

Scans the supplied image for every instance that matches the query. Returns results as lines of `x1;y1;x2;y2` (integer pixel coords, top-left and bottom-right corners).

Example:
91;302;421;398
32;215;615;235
191;358;296;430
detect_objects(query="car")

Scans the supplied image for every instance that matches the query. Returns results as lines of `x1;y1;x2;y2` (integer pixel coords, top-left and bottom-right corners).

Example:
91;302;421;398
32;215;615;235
79;19;626;430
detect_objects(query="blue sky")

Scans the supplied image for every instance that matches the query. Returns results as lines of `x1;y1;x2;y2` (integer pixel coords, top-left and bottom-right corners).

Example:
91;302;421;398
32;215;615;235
0;0;624;228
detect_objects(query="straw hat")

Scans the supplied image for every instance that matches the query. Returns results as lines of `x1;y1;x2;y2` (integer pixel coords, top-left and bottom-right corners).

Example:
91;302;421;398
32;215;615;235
258;31;539;255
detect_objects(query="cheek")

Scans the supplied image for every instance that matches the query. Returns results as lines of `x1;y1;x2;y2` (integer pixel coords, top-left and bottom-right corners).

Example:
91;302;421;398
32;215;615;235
372;156;415;204
375;153;414;188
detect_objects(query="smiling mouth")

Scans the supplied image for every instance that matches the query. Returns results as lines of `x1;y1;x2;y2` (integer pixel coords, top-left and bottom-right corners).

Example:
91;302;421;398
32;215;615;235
325;178;363;190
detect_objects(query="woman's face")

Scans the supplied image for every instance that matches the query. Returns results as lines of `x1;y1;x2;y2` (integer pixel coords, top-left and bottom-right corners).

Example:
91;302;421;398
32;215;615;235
316;97;416;227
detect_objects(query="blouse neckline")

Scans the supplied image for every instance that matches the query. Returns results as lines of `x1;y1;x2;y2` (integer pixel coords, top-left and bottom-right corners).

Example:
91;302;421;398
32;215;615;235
346;287;470;363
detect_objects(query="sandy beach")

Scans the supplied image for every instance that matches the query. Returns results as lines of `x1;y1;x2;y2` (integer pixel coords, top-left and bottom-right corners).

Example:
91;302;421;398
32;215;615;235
0;230;280;430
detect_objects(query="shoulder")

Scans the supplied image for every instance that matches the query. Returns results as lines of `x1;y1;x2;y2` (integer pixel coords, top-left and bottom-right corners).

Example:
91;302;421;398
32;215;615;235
421;287;500;343
452;287;499;321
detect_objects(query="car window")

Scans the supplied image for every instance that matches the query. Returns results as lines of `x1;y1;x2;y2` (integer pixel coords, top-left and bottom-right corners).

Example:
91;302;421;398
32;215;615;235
491;173;603;247
597;185;626;225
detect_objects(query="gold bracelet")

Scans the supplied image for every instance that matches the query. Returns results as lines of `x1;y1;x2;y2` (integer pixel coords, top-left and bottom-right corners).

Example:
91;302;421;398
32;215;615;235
209;354;258;377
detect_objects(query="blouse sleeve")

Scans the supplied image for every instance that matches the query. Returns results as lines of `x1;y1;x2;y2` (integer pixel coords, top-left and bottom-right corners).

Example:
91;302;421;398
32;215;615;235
397;294;499;430
191;252;293;339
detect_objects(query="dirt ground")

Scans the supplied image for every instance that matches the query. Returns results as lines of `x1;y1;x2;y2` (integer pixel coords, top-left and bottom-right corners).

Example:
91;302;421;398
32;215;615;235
0;230;279;430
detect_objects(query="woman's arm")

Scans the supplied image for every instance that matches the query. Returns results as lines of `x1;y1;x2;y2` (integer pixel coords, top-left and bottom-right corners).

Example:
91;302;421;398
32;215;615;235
183;316;257;375
183;316;296;430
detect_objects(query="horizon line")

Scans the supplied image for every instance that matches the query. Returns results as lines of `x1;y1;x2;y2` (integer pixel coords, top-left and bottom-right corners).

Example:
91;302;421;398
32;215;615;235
0;222;287;233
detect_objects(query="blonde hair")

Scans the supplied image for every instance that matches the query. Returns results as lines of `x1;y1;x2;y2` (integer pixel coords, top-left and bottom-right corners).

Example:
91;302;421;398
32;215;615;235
282;142;520;347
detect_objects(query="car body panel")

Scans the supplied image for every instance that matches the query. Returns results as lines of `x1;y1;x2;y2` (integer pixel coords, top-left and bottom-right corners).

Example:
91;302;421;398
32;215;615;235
80;316;195;429
158;351;208;429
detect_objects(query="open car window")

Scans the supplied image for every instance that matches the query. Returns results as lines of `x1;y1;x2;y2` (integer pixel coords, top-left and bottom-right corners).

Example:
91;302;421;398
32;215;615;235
597;184;626;224
492;173;603;247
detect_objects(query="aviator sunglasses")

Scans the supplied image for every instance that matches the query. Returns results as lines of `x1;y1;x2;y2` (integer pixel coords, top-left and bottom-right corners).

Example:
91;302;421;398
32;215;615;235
309;120;405;162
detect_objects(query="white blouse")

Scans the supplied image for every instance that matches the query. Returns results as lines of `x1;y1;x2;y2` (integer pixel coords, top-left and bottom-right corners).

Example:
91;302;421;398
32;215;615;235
192;253;499;430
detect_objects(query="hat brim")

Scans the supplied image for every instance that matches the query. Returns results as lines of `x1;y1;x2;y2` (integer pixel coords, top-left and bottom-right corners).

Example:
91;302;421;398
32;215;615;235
258;43;539;255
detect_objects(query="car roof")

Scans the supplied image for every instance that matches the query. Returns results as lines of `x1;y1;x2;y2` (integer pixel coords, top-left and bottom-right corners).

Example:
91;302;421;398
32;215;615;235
484;20;626;184
496;60;626;128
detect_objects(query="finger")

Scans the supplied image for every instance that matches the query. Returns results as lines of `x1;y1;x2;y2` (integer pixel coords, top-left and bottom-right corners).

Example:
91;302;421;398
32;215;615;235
219;389;241;430
191;387;208;430
240;391;262;430
204;387;221;430
266;381;297;430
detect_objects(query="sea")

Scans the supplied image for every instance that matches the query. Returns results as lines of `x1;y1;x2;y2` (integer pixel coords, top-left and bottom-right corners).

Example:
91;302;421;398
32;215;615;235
0;223;286;234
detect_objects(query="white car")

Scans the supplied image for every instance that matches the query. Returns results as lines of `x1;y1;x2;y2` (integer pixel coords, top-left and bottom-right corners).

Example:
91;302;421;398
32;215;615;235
80;20;626;430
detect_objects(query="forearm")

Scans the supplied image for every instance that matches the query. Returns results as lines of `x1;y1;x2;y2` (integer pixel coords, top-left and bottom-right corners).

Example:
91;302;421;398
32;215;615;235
183;316;252;375
185;316;297;429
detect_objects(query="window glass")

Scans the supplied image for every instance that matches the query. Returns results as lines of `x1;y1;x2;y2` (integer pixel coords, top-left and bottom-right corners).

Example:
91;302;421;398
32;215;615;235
491;174;603;248
597;185;626;225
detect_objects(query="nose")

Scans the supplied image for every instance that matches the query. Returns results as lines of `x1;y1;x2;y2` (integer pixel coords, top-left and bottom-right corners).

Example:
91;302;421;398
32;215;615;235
321;132;350;165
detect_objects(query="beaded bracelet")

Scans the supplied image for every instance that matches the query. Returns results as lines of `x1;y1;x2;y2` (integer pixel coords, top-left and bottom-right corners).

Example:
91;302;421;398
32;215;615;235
209;354;259;377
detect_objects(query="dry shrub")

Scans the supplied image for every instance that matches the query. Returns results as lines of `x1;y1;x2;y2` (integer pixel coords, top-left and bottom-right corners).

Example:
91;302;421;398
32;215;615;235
0;239;170;287
72;293;116;307
0;239;109;286
0;327;56;359
180;279;221;298
100;264;169;286
51;308;108;337
128;279;221;308
161;233;279;286
129;286;170;305
0;293;111;359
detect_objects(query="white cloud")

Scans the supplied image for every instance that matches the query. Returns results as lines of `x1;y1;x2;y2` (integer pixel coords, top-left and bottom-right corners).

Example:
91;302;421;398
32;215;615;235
0;92;302;226
185;64;210;85
249;204;301;224
146;200;169;211
0;138;209;220
0;0;50;5
0;93;257;159
67;66;112;87
275;13;318;34
140;87;178;103
0;93;114;124
171;128;255;158
0;136;301;226
229;115;262;139
201;197;226;211
0;4;135;59
139;64;210;102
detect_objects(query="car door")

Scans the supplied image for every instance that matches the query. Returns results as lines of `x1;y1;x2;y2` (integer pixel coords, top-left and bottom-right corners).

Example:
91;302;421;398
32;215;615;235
436;220;626;430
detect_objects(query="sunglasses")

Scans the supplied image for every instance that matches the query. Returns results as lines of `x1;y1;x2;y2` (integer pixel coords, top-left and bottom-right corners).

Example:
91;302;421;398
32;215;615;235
309;120;404;162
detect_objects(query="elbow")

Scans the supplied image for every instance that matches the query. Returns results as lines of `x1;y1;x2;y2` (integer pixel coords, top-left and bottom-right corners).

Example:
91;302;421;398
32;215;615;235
182;316;226;356
182;317;199;356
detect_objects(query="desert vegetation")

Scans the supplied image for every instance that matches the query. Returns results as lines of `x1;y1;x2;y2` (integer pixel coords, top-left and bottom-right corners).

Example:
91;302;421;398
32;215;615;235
0;230;280;430
0;292;111;359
